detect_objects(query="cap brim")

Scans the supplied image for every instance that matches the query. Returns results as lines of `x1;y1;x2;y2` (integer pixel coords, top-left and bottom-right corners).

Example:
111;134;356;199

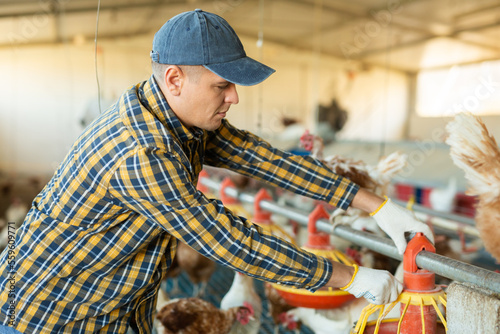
204;57;275;86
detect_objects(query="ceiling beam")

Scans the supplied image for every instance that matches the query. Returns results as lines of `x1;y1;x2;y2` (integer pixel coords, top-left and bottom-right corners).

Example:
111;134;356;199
454;3;500;20
275;0;442;48
351;16;500;60
0;28;153;50
0;0;189;19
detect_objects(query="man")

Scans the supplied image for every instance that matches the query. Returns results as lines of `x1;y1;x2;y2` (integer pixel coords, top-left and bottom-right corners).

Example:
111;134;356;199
0;9;433;333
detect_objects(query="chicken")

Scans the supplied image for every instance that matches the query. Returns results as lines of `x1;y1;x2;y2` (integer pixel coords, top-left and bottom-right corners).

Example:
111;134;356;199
434;233;483;265
164;252;183;295
175;241;216;297
0;198;28;252
0;218;7;252
300;130;407;241
429;177;457;213
432;233;483;285
285;296;402;334
5;197;28;228
264;282;300;334
300;130;325;160
284;298;367;334
445;112;500;262
220;272;262;334
300;130;407;196
156;297;253;334
155;287;171;334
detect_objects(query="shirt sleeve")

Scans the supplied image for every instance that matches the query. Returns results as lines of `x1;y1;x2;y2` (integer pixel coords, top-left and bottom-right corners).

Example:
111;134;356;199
108;147;332;291
204;120;359;210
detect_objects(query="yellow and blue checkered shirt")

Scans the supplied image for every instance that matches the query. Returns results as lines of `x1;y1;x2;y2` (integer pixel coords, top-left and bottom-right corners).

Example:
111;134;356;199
0;76;358;333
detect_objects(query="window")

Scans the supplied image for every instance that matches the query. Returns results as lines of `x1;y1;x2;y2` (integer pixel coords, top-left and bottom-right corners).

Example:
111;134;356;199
416;61;500;117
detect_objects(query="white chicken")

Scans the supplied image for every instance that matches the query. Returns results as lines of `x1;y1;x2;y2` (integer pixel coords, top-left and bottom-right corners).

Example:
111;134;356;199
220;271;262;334
300;130;325;160
445;112;500;262
429;177;457;213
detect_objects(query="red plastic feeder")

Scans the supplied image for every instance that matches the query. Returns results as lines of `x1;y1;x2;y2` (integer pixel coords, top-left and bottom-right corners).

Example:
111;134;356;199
273;205;357;309
197;169;210;194
360;320;447;334
252;188;273;224
220;177;238;205
252;188;297;244
352;233;448;334
219;177;252;218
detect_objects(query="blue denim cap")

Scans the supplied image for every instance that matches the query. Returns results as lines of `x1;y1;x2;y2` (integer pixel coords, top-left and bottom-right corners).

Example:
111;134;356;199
150;9;275;86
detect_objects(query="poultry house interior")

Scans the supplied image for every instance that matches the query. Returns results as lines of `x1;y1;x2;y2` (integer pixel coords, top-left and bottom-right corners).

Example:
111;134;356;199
2;1;500;333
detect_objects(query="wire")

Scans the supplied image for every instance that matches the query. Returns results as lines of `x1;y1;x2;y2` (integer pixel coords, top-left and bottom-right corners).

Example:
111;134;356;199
257;0;264;135
379;17;393;160
94;0;102;114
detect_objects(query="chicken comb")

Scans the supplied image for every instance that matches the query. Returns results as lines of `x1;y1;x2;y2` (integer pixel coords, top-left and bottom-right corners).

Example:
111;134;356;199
243;301;254;316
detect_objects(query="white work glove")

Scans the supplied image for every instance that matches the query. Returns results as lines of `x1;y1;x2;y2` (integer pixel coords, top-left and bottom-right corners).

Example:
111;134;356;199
341;265;403;305
371;197;434;254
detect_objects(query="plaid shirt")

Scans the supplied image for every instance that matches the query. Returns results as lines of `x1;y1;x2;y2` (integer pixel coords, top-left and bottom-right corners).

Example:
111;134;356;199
0;76;358;333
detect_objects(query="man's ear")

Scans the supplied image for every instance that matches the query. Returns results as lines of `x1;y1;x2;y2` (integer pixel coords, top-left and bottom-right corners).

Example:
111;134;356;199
164;65;184;96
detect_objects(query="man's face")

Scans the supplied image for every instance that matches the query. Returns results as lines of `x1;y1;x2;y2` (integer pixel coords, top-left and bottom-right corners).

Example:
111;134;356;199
176;66;239;131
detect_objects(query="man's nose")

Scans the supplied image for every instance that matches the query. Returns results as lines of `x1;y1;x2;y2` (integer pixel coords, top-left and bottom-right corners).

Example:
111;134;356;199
225;84;239;105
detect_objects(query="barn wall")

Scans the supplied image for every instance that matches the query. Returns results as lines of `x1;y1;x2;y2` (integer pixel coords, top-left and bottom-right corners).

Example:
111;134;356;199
3;32;498;178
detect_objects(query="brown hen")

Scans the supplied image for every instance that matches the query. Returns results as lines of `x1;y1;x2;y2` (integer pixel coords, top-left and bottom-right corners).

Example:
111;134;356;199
156;297;253;334
446;112;500;262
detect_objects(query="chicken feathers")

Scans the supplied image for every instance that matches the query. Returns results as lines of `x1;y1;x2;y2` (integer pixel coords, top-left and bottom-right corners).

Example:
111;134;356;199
156;297;253;334
446;112;500;261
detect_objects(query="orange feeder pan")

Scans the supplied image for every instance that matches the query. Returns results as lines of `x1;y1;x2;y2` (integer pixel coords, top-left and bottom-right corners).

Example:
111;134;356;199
273;205;357;309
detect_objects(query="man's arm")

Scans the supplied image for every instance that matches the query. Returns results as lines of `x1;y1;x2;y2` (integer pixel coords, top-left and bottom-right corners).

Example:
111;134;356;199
204;120;359;211
109;148;333;292
350;187;385;213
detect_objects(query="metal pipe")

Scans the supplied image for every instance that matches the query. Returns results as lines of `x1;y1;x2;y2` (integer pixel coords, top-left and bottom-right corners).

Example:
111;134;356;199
416;251;500;292
414;212;480;238
199;177;500;293
392;199;480;237
393;199;475;226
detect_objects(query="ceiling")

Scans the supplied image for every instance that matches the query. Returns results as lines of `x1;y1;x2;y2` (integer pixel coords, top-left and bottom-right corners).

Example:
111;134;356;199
2;0;500;72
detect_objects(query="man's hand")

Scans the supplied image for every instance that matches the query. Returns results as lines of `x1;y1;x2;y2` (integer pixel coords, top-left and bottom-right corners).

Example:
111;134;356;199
341;265;403;305
372;198;434;254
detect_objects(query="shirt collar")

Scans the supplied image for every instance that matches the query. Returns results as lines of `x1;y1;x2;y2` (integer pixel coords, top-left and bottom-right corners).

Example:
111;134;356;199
139;75;203;142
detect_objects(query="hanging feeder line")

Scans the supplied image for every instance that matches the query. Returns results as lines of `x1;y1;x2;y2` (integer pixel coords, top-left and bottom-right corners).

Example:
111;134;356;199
199;176;500;294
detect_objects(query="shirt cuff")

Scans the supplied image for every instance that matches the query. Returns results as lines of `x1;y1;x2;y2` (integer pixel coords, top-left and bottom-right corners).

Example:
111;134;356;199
296;254;333;292
326;178;360;211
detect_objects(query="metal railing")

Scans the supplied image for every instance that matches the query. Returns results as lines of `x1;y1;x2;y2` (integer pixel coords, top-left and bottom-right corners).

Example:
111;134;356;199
200;176;500;294
393;199;479;238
